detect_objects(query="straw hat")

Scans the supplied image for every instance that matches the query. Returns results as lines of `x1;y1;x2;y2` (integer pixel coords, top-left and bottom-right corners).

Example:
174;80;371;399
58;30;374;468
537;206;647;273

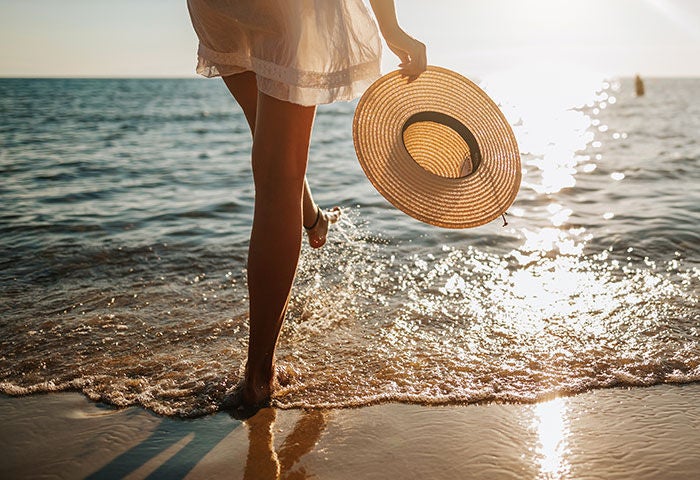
353;66;521;229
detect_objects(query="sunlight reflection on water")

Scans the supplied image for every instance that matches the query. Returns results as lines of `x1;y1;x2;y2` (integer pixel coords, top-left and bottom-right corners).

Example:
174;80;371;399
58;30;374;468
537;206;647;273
534;397;571;479
1;75;697;415
481;68;610;197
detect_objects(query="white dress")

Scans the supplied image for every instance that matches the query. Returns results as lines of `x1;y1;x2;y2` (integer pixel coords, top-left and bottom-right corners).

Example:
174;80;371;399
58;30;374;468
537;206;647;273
187;0;382;106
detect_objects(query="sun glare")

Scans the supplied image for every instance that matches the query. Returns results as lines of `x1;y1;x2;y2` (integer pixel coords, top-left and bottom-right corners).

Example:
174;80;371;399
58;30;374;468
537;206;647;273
480;65;606;204
644;0;700;41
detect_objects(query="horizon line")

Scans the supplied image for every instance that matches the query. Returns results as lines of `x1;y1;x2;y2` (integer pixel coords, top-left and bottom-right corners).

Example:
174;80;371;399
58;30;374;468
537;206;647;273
2;73;700;80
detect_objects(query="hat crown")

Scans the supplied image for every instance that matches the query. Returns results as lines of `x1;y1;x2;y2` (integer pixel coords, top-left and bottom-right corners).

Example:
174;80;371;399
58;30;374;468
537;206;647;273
401;111;481;179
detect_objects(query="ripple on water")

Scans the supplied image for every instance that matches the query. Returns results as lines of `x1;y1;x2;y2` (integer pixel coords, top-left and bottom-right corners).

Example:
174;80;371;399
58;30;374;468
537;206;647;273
0;78;698;416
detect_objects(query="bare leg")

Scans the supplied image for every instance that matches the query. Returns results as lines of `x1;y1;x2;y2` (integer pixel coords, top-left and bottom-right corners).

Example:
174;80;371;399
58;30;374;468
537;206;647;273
220;78;316;411
223;73;341;249
244;92;315;404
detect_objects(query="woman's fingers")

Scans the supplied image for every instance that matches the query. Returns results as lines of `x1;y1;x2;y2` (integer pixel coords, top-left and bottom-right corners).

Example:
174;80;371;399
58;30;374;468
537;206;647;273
368;1;426;77
388;34;427;78
404;40;427;77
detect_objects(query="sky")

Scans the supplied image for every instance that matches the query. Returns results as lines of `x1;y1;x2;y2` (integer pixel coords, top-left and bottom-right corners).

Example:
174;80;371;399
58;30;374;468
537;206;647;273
1;0;699;78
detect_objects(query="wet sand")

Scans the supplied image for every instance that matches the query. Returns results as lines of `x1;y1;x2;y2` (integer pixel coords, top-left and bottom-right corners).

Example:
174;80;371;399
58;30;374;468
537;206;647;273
2;383;699;479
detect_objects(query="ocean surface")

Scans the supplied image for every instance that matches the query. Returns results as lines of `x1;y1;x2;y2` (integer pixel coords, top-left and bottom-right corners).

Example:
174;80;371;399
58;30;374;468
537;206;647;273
1;76;698;417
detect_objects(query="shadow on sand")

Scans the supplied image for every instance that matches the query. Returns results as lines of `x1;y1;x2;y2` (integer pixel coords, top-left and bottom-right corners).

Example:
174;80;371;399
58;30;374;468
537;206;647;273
86;407;326;479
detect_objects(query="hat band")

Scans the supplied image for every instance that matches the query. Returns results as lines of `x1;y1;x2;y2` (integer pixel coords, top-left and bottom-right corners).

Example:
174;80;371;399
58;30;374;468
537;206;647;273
401;111;482;178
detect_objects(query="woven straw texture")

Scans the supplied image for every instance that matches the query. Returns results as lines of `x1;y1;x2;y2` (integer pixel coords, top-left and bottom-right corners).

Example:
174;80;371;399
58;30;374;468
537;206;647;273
353;66;521;228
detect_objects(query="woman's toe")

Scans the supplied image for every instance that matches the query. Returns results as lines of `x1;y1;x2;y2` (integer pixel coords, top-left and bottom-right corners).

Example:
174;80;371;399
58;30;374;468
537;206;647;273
328;206;342;224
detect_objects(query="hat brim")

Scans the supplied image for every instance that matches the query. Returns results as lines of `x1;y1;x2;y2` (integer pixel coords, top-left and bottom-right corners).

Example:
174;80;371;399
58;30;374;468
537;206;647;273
353;66;521;229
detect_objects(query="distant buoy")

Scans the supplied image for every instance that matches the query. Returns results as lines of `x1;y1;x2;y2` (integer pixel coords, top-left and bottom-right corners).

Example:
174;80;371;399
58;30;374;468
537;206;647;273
635;74;645;96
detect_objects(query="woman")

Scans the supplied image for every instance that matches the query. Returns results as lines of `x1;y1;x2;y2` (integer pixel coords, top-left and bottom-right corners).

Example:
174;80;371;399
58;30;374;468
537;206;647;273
187;0;426;414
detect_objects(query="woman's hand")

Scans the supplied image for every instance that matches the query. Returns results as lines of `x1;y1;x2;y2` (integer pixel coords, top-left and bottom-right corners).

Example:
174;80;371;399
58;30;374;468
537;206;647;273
369;0;427;78
384;28;426;78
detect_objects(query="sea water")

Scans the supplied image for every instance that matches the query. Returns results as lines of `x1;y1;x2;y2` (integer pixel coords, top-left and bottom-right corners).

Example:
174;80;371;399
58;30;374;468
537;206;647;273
0;77;698;416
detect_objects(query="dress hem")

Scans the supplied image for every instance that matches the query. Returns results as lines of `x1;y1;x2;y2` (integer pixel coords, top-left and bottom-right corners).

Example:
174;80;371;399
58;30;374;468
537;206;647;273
194;44;382;106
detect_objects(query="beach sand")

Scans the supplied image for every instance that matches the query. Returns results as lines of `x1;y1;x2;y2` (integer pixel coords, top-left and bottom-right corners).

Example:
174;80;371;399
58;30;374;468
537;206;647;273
2;384;699;479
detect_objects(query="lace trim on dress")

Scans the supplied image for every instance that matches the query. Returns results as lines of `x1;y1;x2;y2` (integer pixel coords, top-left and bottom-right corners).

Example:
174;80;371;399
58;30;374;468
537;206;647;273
196;43;381;92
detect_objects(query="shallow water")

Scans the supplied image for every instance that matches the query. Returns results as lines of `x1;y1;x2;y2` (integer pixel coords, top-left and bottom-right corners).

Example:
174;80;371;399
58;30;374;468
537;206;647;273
1;77;698;416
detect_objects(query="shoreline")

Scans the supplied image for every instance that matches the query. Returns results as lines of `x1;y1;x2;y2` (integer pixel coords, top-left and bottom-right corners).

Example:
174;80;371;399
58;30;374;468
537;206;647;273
2;383;700;479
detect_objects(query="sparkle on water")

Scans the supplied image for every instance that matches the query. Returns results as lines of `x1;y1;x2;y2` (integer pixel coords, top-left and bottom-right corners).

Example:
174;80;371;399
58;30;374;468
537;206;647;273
0;71;698;416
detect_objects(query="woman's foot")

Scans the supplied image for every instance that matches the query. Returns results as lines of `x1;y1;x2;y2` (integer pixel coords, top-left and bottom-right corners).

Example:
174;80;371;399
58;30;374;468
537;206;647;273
304;206;341;249
222;375;273;419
